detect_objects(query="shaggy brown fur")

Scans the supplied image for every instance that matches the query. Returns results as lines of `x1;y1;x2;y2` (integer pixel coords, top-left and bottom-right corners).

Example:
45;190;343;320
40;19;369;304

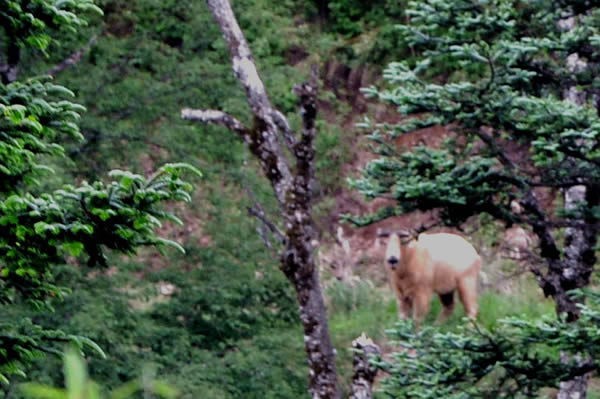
384;232;481;325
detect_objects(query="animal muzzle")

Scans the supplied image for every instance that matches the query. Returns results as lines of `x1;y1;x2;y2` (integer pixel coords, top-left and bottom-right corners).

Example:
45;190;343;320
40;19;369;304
387;256;399;270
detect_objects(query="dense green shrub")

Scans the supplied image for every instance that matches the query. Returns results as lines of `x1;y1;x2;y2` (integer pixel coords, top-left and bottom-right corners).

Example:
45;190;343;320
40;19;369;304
0;0;201;384
311;0;404;37
377;291;600;398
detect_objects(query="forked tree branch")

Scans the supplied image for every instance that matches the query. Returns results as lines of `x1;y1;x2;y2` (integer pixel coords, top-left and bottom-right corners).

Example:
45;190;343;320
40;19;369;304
247;205;286;245
203;0;293;206
182;1;348;398
271;109;297;153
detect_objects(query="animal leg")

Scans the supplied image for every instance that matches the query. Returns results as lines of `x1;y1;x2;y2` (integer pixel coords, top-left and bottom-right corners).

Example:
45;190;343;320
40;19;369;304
395;294;412;320
457;274;479;319
436;291;455;323
412;288;432;327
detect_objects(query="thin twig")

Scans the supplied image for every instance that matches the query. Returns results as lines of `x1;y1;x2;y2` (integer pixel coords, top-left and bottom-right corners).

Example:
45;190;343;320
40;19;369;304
271;109;297;153
47;35;98;77
240;170;286;246
181;109;251;142
247;205;286;245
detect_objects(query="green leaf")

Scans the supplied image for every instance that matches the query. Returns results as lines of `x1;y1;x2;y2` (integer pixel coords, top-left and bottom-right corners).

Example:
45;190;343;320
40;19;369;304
64;348;86;399
158;163;202;177
109;380;141;399
152;237;185;254
150;381;179;399
20;384;68;399
62;242;84;257
77;337;106;360
34;222;51;235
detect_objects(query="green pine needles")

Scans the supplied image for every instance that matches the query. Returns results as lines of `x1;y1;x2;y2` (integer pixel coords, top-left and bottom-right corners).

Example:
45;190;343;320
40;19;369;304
350;0;600;396
352;0;600;226
376;291;600;398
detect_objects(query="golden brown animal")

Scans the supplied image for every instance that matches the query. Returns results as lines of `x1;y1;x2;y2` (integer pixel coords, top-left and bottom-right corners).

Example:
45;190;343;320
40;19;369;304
384;232;481;325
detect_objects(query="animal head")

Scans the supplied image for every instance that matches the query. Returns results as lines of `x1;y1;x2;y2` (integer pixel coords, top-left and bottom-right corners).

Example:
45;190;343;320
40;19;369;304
385;233;401;270
319;226;354;282
381;230;411;271
326;258;347;281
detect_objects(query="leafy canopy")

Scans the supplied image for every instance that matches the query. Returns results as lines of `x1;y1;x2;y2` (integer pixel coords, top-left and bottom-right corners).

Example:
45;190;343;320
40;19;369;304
0;0;199;383
1;0;102;52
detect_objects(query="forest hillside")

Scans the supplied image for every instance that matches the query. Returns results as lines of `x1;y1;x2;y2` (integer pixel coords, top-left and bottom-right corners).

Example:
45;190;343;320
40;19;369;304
2;1;600;399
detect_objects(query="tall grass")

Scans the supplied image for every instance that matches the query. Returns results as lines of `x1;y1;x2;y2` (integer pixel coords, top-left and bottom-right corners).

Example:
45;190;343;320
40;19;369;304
424;278;555;332
323;271;557;395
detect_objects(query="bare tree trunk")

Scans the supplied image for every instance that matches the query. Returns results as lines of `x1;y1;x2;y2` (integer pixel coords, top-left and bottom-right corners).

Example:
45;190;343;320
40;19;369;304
556;16;598;398
0;42;20;84
558;354;593;399
350;334;380;399
182;1;341;397
557;182;596;398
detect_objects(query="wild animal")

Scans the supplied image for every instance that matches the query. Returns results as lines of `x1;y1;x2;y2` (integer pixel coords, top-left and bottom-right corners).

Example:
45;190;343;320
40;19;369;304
383;231;481;325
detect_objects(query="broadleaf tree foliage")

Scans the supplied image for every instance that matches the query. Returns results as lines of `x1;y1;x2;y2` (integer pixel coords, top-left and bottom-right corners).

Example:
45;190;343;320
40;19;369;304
0;0;199;383
1;0;103;83
350;0;600;397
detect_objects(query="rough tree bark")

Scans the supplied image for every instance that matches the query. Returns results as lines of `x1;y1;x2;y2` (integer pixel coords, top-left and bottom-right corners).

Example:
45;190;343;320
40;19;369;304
0;41;20;84
182;0;348;397
555;15;599;399
349;334;380;399
557;19;595;321
313;0;330;20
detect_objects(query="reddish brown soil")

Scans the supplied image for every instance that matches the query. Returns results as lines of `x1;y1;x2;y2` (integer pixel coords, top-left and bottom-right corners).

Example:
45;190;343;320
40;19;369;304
316;60;557;285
